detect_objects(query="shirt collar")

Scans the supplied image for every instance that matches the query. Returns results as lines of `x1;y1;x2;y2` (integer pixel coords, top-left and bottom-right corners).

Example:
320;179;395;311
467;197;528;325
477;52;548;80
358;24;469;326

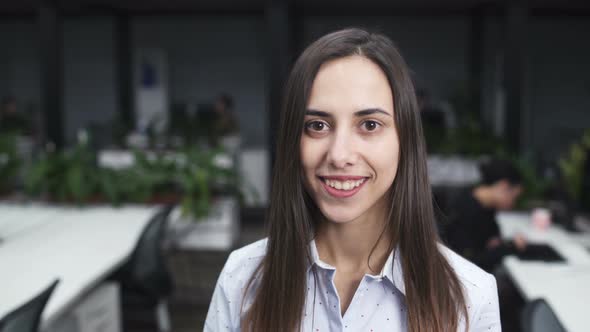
307;239;406;296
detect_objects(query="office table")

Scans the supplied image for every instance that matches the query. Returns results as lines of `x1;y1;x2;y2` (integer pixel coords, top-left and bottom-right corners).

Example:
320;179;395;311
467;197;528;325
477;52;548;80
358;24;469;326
0;203;63;241
0;203;159;329
498;212;590;332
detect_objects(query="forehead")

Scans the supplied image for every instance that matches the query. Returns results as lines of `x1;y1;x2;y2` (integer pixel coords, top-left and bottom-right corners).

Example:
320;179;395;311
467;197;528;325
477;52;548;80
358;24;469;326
307;55;394;114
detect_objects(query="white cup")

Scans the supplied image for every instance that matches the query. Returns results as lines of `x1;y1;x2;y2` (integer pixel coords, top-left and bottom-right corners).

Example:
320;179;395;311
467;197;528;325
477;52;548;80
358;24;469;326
532;208;552;230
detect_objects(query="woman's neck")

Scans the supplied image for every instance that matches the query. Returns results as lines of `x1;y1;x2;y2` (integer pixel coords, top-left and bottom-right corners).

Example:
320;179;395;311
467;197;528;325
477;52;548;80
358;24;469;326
315;205;392;275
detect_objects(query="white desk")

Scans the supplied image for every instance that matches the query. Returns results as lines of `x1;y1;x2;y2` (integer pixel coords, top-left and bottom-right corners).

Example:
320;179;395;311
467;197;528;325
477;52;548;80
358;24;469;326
498;212;590;332
0;204;159;329
498;212;590;265
0;203;63;241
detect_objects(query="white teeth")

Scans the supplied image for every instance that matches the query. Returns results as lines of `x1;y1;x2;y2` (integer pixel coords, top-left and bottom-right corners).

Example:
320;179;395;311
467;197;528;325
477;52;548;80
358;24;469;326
323;178;365;191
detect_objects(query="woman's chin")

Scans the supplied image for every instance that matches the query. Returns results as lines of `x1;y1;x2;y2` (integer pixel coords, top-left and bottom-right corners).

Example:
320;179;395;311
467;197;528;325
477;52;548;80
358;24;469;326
319;206;362;224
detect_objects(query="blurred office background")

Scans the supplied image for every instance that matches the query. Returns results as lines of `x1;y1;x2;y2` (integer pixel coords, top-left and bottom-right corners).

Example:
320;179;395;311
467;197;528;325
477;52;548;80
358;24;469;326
0;0;589;331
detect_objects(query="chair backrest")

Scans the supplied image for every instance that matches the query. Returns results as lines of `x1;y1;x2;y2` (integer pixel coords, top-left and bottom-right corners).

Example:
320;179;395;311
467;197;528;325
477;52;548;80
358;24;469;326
521;298;566;332
0;280;59;332
126;205;174;299
581;147;590;213
432;185;472;242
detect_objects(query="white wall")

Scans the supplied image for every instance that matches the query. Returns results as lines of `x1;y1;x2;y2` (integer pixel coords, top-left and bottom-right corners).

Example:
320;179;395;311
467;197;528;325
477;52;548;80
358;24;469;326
473;16;590;162
2;15;588;163
63;17;117;143
0;20;41;111
0;16;269;148
0;18;117;143
527;18;590;162
480;16;504;136
302;16;471;101
132;16;268;148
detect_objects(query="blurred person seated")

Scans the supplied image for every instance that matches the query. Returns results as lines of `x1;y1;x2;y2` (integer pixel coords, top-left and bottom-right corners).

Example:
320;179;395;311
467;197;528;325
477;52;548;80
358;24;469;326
213;93;239;137
444;158;527;273
196;93;240;147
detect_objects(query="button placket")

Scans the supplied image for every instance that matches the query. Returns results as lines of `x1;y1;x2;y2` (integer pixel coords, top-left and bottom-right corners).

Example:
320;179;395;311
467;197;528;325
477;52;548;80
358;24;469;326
325;268;346;330
341;277;367;328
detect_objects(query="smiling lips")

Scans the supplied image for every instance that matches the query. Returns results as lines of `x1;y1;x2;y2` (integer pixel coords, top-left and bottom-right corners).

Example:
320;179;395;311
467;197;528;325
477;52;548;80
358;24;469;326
319;175;369;198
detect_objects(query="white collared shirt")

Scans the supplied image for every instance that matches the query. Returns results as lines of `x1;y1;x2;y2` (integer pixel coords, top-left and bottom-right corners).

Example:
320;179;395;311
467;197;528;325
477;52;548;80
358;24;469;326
204;238;501;331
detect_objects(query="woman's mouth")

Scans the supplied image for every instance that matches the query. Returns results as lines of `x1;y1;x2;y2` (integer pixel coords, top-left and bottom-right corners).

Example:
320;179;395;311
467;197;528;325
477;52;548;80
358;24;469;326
318;176;368;198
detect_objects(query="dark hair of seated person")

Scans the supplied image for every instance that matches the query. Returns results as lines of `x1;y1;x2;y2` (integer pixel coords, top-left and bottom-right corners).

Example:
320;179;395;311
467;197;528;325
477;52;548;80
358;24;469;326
479;158;523;187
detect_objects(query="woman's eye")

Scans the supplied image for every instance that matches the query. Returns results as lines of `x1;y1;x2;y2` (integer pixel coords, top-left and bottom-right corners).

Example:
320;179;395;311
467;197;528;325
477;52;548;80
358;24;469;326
306;121;328;132
362;120;380;132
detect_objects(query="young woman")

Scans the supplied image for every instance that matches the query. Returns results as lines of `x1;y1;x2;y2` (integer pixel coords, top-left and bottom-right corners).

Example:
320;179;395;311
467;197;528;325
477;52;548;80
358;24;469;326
205;28;500;332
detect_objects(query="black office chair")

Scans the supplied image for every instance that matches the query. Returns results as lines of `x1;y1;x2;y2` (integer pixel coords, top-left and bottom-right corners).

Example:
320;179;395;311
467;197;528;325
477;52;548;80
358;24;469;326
521;298;566;332
0;280;59;332
432;184;471;241
113;205;175;332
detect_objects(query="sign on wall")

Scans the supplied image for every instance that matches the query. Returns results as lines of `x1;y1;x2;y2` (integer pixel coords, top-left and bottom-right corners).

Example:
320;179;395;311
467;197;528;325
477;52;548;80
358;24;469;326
134;49;169;135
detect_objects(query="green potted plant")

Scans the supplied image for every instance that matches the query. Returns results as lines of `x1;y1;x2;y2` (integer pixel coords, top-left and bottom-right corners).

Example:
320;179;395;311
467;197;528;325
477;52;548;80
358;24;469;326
23;135;248;221
97;165;153;206
558;129;590;204
423;82;507;157
513;155;552;209
177;147;235;219
24;139;101;204
100;147;243;220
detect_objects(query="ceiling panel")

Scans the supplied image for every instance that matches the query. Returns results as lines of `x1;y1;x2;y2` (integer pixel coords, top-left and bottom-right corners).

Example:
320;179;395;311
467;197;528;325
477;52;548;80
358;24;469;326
0;0;587;15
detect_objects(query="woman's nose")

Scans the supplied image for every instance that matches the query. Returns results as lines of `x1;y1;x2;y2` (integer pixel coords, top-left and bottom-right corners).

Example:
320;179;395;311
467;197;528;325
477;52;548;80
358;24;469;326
326;130;357;169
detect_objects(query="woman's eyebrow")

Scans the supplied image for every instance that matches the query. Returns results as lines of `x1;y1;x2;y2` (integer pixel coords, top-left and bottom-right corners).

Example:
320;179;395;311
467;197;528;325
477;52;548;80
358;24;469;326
305;108;391;118
354;108;392;117
305;109;332;118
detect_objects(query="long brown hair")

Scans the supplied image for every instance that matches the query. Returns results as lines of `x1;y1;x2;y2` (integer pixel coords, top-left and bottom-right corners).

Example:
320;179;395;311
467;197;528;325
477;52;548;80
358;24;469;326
243;28;468;332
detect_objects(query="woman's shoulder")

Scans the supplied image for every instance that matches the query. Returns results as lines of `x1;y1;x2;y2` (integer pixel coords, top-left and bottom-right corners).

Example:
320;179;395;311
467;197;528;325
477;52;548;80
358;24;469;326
221;238;268;279
438;244;501;330
205;239;268;330
226;238;267;267
439;244;496;288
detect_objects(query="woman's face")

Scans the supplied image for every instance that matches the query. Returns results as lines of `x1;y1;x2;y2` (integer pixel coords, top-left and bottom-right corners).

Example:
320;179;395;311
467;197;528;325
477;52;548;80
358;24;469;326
301;55;400;224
